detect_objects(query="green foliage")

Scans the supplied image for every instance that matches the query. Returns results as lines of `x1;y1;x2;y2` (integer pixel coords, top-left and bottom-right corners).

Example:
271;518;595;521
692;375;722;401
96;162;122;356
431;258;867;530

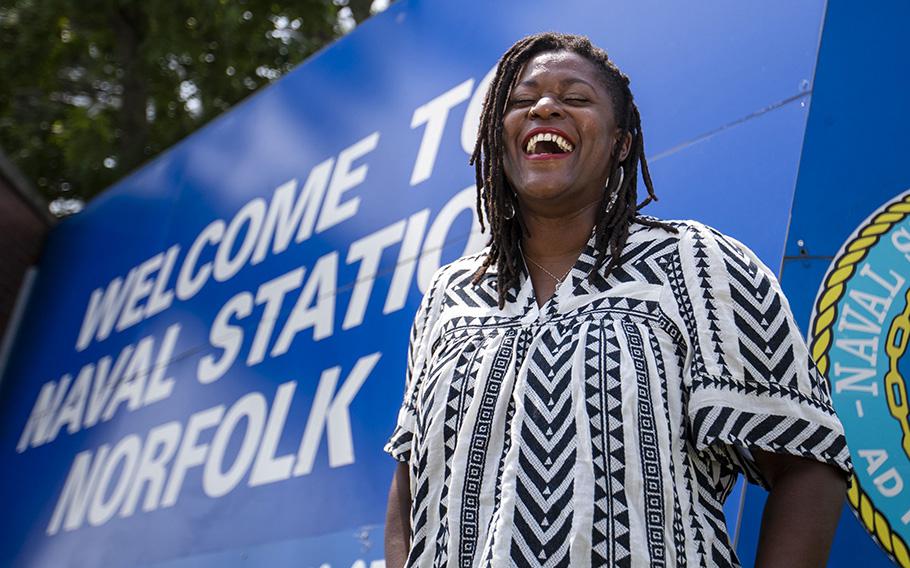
0;0;378;211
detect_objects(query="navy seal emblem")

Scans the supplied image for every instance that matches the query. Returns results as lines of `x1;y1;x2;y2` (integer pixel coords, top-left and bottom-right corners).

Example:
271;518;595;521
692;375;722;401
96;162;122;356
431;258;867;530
810;190;910;566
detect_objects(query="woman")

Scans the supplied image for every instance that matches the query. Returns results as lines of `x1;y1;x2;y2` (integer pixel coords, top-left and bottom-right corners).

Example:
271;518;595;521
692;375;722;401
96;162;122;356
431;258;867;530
384;32;851;568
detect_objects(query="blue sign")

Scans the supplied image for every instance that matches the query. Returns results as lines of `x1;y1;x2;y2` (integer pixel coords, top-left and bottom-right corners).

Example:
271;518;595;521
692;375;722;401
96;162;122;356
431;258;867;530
2;0;887;566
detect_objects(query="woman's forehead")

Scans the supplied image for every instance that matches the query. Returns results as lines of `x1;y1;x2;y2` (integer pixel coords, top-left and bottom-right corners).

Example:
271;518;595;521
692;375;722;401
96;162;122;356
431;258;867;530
513;51;606;89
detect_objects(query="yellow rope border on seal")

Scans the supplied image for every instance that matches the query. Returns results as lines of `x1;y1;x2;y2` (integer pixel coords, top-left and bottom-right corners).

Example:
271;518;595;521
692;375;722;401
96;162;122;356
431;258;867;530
810;193;910;567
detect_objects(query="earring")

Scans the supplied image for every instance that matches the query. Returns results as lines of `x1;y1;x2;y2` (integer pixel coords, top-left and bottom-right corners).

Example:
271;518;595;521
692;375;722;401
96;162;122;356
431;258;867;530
609;167;624;190
504;199;515;219
605;168;623;213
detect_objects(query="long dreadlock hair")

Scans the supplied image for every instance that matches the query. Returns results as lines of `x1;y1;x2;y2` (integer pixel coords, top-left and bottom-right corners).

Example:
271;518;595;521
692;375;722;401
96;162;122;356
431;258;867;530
470;32;678;308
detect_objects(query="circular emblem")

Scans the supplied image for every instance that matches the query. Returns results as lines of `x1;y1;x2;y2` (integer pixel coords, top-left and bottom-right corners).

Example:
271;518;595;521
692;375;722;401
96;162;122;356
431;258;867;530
810;190;910;567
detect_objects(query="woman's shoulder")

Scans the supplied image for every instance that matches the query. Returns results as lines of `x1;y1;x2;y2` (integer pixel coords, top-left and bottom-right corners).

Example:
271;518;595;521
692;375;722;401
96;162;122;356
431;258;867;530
633;215;748;249
420;247;498;307
633;215;719;237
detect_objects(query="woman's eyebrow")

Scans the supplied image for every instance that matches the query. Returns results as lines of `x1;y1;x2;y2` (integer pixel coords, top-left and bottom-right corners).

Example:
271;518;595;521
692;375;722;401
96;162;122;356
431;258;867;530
515;77;598;90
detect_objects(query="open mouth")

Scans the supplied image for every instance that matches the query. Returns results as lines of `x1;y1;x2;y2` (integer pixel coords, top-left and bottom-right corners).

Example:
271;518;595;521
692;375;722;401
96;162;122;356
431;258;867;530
524;131;575;155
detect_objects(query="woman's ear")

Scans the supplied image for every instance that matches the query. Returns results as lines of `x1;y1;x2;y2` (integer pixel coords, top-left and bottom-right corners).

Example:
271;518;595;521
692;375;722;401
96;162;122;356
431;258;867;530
617;130;632;162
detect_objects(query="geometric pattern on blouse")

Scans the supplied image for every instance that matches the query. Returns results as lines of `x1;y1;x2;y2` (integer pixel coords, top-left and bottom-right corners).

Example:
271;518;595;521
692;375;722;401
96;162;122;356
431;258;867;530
385;218;853;568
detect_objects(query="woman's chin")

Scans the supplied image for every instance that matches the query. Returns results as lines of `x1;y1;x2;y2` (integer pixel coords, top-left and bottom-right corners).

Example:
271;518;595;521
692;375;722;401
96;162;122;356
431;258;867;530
516;180;575;204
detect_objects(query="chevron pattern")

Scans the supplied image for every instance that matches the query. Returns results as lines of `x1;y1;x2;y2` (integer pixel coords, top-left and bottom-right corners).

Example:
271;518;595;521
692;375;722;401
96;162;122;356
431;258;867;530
715;235;799;390
690;406;851;475
510;324;577;568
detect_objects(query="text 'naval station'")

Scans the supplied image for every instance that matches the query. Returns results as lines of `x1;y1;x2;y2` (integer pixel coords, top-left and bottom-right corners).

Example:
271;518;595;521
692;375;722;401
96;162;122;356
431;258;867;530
11;67;499;535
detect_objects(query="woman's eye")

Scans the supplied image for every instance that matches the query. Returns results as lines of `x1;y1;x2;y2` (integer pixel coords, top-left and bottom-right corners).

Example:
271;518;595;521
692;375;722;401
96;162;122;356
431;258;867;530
564;97;588;104
509;98;533;106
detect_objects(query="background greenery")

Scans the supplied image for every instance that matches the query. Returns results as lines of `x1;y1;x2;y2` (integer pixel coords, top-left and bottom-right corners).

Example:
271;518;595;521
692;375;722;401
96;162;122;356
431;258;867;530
0;0;388;216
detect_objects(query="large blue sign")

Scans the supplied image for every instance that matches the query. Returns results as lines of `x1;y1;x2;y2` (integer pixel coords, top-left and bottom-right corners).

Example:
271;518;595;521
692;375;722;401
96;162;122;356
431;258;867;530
2;0;889;566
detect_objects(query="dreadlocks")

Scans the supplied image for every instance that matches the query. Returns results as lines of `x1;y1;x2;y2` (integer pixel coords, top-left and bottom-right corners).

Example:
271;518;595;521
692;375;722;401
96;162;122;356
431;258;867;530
470;32;678;308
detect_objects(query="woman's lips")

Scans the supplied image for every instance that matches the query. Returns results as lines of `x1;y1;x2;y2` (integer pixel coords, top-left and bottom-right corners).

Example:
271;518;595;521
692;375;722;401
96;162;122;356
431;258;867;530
522;127;575;150
521;129;576;161
524;151;572;161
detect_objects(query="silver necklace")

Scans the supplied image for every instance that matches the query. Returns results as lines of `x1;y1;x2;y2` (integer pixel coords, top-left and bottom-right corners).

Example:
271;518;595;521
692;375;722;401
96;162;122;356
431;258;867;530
524;255;574;286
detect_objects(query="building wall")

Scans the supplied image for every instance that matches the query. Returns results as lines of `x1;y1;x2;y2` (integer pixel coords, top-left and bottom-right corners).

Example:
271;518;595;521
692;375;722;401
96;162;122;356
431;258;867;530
0;154;52;355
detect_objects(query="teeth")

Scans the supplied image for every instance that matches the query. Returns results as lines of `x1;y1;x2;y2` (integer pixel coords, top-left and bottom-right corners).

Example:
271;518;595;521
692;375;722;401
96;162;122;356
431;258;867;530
525;132;574;154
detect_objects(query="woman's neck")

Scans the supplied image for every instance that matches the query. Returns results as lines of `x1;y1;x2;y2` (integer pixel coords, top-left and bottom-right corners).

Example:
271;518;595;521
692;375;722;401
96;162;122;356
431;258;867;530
520;199;599;261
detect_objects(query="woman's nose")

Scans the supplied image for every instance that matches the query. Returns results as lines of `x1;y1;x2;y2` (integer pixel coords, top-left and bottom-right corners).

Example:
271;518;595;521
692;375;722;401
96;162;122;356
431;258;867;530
529;96;562;119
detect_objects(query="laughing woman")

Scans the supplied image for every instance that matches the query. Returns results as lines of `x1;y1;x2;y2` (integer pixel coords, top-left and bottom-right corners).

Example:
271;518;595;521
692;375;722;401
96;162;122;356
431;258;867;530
384;32;852;568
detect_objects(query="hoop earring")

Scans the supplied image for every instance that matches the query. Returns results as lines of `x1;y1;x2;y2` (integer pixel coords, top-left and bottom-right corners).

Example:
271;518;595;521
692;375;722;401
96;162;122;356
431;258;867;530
504;199;515;220
605;168;623;213
609;167;624;190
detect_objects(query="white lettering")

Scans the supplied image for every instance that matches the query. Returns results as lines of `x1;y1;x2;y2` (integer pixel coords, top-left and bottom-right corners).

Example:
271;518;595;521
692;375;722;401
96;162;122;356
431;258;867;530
102;336;155;421
203;393;266;498
294;352;381;475
384;209;430;314
76;270;139;351
143;323;180;405
834;337;878;366
146;245;180;318
859;448;889;475
249;382;298;487
117;253;164;332
120;421;182;516
833;363;879;396
417;185;485;292
848;288;892;325
88;435;141;526
47;445;110;535
214;199;266;282
460;66;497;154
837;303;882;335
84;349;132;428
248;269;305;366
176;220;225;301
161;406;224;508
343;220;406;330
17;376;72;452
874;468;904;498
316;133;380;233
273;252;339;353
410;79;473;185
859;262;905;299
47;366;92;442
198;293;253;384
251;161;335;262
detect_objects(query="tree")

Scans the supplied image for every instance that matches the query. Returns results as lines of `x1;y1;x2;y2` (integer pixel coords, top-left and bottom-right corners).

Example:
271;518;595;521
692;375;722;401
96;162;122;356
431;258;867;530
0;0;387;216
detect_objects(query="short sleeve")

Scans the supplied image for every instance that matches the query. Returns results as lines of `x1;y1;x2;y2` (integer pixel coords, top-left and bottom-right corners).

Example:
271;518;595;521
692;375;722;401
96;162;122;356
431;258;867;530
675;222;853;487
383;268;446;463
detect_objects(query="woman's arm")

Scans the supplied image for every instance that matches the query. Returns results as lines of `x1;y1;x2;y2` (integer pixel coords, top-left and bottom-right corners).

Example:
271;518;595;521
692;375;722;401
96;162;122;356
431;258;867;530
753;450;847;567
385;462;412;568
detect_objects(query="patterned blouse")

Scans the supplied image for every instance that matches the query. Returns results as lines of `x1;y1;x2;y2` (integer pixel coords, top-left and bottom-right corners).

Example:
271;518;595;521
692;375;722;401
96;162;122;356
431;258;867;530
384;218;852;568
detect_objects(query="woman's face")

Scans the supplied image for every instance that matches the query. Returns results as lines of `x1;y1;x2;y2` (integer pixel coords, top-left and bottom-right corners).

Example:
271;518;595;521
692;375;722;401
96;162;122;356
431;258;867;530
502;50;627;216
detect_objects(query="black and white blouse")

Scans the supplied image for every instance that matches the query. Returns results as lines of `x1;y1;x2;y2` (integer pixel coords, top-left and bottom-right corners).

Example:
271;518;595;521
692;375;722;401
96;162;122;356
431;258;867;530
385;218;852;568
